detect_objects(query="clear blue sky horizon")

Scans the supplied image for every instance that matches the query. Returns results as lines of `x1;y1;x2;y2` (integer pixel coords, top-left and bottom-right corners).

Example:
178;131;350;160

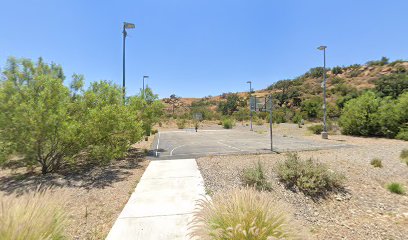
1;0;407;98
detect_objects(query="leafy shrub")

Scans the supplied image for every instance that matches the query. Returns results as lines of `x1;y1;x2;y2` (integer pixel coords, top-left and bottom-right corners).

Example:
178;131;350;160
339;91;380;136
241;161;272;191
190;188;299;239
255;118;264;126
306;67;326;78
0;190;66;239
387;183;405;195
366;56;389;66
151;129;159;135
0;58;160;173
301;97;322;119
331;76;345;84
308;124;324;134
374;73;408;99
370;158;383;168
177;119;187;129
276;153;345;196
222;118;235;129
331;66;343;75
348;69;361;78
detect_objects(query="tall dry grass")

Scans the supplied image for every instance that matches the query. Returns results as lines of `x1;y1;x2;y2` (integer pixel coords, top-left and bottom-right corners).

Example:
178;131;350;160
190;187;301;240
0;189;66;240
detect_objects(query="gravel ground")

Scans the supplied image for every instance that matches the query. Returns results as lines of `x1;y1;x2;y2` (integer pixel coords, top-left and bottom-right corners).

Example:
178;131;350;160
0;135;154;240
197;124;408;240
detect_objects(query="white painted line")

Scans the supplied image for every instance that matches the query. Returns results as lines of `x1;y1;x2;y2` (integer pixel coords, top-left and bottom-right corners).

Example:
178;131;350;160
217;141;243;152
170;144;188;156
160;150;241;157
155;132;160;157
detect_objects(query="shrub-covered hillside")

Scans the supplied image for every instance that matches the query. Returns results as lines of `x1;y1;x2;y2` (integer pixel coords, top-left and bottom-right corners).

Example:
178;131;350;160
162;57;408;140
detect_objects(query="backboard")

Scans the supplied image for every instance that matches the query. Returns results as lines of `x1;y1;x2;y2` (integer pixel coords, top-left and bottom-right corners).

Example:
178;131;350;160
250;96;272;112
193;112;203;121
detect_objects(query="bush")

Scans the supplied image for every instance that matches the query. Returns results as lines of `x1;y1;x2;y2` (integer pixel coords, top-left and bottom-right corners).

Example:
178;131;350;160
241;161;272;191
308;124;324;134
339;91;380;136
387;183;405;195
374;73;408;99
301;97;322;119
0;189;66;239
331;66;343;75
276;153;345;196
190;188;299;239
151;129;158;135
366;56;389;66
176;119;187;129
370;158;383;168
222;118;235;129
255;118;264;126
0;58;159;173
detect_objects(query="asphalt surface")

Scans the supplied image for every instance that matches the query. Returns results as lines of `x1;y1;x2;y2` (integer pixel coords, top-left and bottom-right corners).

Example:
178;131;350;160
150;128;351;160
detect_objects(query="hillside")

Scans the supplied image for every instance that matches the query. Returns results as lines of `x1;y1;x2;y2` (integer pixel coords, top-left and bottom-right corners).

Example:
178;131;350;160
162;58;408;117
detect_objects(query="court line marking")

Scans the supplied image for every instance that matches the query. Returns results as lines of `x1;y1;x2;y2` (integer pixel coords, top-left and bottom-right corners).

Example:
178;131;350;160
170;144;188;156
155;132;161;157
216;141;244;152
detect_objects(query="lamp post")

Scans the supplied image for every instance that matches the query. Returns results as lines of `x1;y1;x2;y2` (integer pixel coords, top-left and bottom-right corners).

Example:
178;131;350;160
246;81;253;131
317;45;328;139
143;75;149;99
122;22;135;104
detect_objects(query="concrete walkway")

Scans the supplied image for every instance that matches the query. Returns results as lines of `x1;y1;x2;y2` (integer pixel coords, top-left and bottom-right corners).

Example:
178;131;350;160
106;159;205;240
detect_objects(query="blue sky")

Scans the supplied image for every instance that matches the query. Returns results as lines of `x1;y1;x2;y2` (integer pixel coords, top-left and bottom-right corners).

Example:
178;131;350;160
1;0;407;98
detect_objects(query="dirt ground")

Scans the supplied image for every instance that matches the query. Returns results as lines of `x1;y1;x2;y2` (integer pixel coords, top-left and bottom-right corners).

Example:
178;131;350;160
0;136;154;240
197;124;408;240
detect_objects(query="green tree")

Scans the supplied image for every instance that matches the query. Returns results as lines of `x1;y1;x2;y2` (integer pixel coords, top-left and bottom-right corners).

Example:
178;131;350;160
374;73;408;99
339;91;380;136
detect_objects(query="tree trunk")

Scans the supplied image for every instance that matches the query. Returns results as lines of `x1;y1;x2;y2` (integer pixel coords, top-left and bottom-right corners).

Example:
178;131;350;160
41;164;48;174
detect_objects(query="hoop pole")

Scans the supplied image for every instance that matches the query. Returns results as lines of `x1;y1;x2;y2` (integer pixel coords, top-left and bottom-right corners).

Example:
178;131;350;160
269;95;273;152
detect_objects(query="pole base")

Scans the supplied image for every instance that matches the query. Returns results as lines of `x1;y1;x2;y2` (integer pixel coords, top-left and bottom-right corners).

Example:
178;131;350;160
321;131;328;139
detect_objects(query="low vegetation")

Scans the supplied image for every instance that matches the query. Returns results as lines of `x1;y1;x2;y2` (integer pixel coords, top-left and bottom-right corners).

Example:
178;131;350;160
400;149;408;166
222;118;235;129
177;118;187;129
190;188;299;239
307;124;324;135
387;183;405;195
370;158;383;168
0;190;66;239
241;161;271;191
276;153;345;197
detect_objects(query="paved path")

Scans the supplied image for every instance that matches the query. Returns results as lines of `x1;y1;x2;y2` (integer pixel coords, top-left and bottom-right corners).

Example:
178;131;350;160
106;159;205;240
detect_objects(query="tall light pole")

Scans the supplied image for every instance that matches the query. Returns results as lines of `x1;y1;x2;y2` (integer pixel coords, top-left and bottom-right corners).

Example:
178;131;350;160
246;81;253;131
143;75;149;99
122;22;135;104
318;45;328;139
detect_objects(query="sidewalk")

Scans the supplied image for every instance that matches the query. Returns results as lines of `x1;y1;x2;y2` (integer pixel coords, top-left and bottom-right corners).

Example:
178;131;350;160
106;159;205;240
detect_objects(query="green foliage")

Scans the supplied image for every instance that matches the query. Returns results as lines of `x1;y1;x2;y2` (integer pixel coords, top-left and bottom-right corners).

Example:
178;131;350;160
370;158;383;168
308;124;324;135
387;183;405;195
330;83;358;97
374;73;408;99
232;107;250;122
301;97;322;119
217;93;245;115
190;188;299;240
396;129;408;141
241;161;272;191
331;66;343;75
339;91;408;138
0;57;159;174
222;118;235;129
276;153;345;196
331;76;345;84
0;190;66;240
366;56;389;66
255;118;264;126
339;91;380;136
305;67;326;79
177;119;187;129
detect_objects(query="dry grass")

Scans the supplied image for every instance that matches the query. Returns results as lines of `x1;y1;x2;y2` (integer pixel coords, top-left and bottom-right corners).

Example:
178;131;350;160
0;189;66;240
190;187;301;240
